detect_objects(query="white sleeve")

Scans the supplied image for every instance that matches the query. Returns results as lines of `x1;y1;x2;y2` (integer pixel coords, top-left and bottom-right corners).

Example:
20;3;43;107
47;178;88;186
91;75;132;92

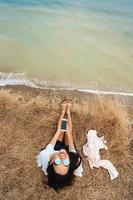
36;144;54;175
74;161;83;177
69;149;77;153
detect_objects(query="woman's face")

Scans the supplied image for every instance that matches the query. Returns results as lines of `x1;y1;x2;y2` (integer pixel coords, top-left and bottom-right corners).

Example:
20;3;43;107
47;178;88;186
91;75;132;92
51;149;70;175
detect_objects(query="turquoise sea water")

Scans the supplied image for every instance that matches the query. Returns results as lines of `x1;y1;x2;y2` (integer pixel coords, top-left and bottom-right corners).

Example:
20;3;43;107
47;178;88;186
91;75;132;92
0;0;133;92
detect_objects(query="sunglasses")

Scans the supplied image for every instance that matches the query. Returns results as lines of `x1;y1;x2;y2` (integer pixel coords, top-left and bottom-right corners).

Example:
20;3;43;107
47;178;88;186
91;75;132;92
54;158;70;166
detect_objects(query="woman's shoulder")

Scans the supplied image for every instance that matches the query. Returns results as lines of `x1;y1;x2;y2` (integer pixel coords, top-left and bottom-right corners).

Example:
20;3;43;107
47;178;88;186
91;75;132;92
40;143;54;152
38;143;55;159
46;143;54;150
37;144;55;167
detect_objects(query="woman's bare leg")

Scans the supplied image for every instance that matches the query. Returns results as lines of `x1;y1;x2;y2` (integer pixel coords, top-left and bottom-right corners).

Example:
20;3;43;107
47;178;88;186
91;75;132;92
64;101;73;145
57;100;67;142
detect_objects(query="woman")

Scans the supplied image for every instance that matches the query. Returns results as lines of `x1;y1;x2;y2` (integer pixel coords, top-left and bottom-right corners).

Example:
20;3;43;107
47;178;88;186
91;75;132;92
37;100;83;190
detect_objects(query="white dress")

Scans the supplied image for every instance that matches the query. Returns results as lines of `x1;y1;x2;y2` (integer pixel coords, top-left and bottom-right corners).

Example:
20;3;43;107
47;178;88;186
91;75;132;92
37;143;83;177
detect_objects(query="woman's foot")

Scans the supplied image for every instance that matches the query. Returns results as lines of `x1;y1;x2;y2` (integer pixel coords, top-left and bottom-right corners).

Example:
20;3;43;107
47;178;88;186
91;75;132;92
61;99;67;114
67;99;72;113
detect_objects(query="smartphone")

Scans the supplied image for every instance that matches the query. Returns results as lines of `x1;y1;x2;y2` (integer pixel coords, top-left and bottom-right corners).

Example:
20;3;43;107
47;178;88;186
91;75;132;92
61;119;67;132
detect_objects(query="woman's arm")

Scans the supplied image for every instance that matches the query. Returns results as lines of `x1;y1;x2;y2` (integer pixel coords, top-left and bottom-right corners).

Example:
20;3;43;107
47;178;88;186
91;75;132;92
49;130;62;146
66;132;76;151
49;109;65;146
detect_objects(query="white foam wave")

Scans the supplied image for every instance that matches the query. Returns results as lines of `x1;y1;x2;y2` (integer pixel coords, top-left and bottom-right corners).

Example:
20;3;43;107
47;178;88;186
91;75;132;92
78;89;133;97
0;72;133;97
0;72;37;88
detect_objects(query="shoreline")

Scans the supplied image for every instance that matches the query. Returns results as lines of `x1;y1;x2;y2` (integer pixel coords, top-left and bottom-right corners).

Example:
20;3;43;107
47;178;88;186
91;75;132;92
0;72;133;97
1;84;133;121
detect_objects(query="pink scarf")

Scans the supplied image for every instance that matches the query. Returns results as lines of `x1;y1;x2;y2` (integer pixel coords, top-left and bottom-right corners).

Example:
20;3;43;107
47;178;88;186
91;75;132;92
83;129;119;180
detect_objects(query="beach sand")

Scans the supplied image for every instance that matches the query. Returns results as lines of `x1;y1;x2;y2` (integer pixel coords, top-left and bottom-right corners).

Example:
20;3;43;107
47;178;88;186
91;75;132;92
0;85;132;200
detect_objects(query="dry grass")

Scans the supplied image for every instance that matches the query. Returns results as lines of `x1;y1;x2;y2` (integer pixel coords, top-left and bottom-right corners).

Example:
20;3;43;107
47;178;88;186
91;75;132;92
0;88;132;200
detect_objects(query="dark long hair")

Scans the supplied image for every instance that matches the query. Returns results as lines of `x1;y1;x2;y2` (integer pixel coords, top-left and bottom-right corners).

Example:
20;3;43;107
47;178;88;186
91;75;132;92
46;151;82;191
